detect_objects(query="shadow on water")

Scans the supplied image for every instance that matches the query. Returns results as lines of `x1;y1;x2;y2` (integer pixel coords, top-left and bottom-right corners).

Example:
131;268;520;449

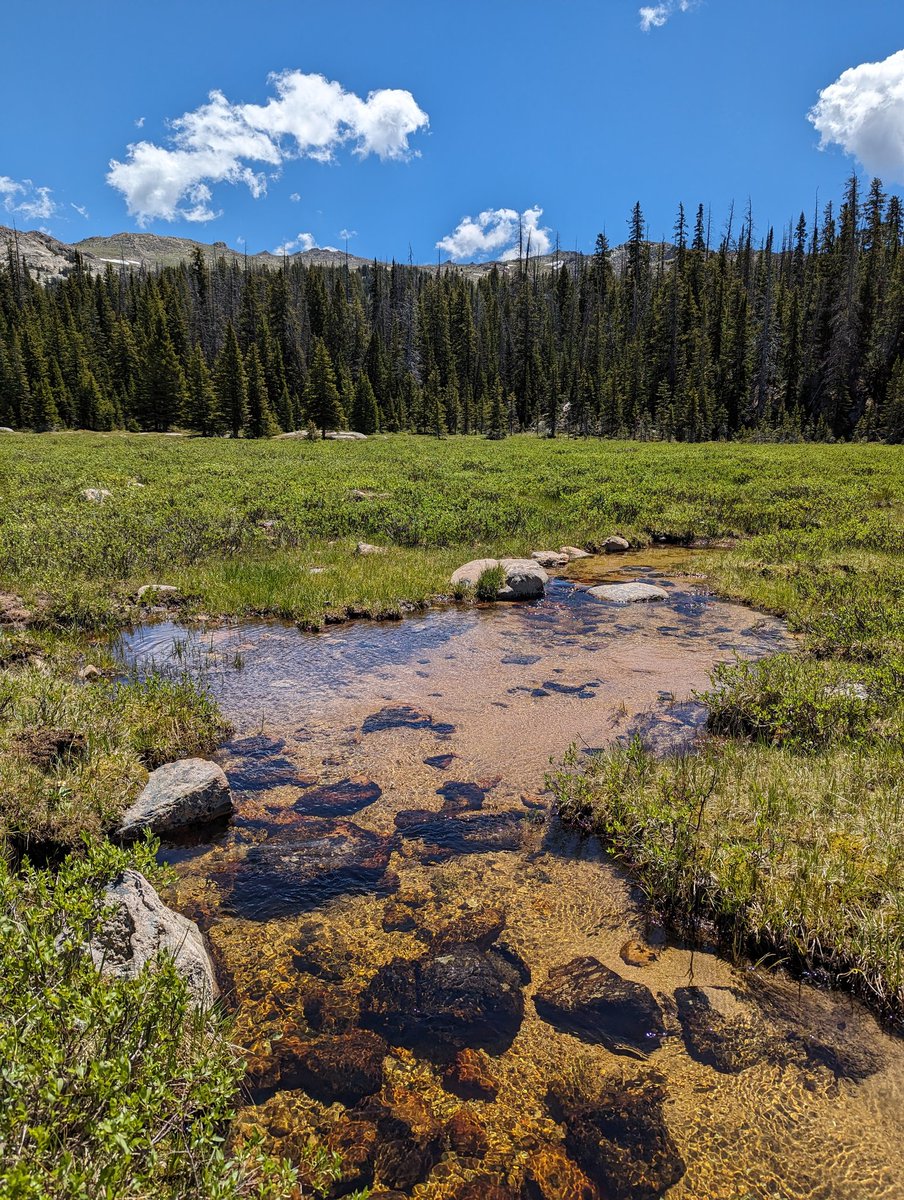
114;563;904;1200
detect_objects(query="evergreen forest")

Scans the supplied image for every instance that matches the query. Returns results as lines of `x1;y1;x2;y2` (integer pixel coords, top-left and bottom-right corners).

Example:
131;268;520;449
2;176;904;442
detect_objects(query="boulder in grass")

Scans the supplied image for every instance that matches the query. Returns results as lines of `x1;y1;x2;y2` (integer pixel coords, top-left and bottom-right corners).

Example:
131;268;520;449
136;583;180;604
356;541;386;556
0;426;14;433
587;582;669;604
89;869;217;1006
82;487;112;503
602;535;631;553
118;758;232;839
451;558;500;588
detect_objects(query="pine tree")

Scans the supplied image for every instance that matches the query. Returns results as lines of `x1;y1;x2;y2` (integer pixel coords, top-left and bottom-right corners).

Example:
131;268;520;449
304;337;345;436
245;344;279;438
186;343;222;436
215;323;248;438
351;373;380;433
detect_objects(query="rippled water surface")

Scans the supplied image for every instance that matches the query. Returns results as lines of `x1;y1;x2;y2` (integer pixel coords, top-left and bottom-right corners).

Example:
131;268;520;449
118;560;904;1200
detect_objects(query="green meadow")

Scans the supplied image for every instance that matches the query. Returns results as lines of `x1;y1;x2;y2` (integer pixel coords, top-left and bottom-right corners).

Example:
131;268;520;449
1;430;902;1197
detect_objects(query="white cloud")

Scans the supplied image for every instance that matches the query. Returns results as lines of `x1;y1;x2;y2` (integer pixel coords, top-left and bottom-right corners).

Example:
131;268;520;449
639;0;699;32
339;227;357;240
272;231;317;255
108;70;429;225
289;191;301;201
437;206;552;262
809;49;904;184
71;203;90;219
135;116;145;128
0;177;58;223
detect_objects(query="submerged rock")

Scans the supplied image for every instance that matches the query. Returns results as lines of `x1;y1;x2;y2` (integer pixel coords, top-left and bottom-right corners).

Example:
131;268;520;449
587;582;669;604
294;776;382;816
361;942;525;1053
88;869;217;1007
549;1073;686;1200
441;1047;501;1101
675;986;772;1074
394;809;525;860
523;1145;602;1200
355;1088;445;1191
118;758;232;839
430;906;507;951
445;1106;490;1157
620;940;659;968
277;1029;387;1104
223;818;396;919
448;1178;520;1200
534;957;664;1056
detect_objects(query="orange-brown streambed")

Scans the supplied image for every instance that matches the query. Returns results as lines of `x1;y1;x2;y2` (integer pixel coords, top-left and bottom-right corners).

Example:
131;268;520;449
118;563;904;1200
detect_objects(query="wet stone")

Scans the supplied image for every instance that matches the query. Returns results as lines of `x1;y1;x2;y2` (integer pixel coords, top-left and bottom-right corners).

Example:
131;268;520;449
445;1107;489;1157
441;1047;501;1101
430;906;507;951
550;1073;686;1200
363;704;454;736
224;734;286;759
620;940;659;968
277;1029;387;1104
222;819;397;920
326;1114;379;1191
424;753;456;770
448;1177;520;1200
675;986;773;1075
358;1088;445;1192
227;756;312;792
438;780;488;812
394;810;525;861
293;776;382;816
534;957;665;1057
523;1145;602;1200
361;943;525;1054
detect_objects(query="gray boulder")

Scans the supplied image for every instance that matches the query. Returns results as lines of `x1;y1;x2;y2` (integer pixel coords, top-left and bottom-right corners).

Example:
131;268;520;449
356;541;386;556
559;546;590;561
499;558;548;599
82;487;112;503
587;581;669;603
0;426;14;433
602;535;630;553
89;869;217;1006
136;583;180;603
450;558;500;588
118;758;232;839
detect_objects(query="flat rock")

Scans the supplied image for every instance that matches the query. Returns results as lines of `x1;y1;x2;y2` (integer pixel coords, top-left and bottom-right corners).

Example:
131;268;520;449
674;986;773;1074
587;582;669;604
534;956;664;1056
531;550;570;568
0;426;14;433
356;541;385;555
88;869;217;1006
294;776;382;816
278;1029;387;1104
136;583;180;603
523;1145;602;1200
559;546;591;561
441;1047;500;1101
326;430;368;440
118;758;232;839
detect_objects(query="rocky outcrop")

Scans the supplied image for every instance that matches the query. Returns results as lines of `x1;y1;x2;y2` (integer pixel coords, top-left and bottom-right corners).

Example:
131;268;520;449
534;957;664;1056
117;758;232;839
361;942;525;1053
88;869;217;1006
587;582;669;603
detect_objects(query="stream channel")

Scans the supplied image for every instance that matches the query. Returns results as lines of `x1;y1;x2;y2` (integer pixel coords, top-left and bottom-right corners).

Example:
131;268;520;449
117;555;904;1200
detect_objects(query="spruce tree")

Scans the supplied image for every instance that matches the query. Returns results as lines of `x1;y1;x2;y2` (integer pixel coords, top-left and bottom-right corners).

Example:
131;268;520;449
245;344;279;438
304;337;345;437
351;373;380;433
215;323;248;438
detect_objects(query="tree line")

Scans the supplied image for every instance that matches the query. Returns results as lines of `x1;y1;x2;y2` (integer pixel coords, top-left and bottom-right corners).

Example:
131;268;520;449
2;175;903;442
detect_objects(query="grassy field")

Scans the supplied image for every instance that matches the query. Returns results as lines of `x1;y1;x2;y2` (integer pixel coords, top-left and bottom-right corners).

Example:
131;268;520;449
0;431;902;1196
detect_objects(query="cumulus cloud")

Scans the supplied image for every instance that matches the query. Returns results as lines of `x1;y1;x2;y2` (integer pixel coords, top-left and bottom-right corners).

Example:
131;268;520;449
272;231;317;255
108;70;429;225
436;206;552;262
289;191;301;202
0;177;58;223
639;1;699;32
339;227;357;240
809;49;904;184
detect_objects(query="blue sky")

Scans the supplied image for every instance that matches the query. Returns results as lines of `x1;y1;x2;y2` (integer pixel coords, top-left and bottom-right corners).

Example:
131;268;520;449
2;0;904;261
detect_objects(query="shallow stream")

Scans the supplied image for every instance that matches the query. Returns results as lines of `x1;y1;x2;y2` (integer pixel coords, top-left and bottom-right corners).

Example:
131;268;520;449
118;558;904;1200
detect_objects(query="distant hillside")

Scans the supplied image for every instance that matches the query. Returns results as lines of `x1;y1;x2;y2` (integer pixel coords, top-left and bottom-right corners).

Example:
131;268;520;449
1;224;669;283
